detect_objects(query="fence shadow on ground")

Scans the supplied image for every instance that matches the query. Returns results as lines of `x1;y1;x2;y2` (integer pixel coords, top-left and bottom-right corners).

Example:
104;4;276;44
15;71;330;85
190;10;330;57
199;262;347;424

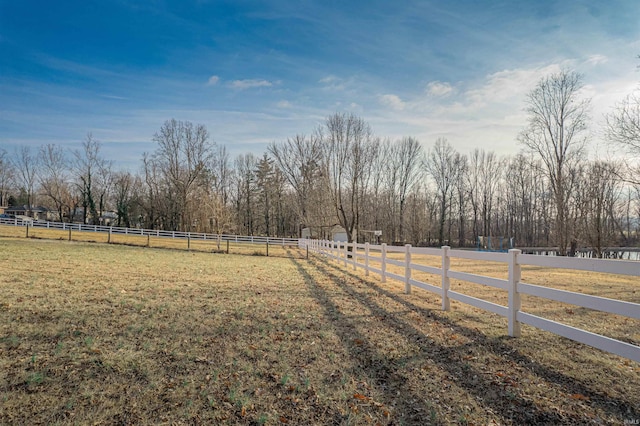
288;253;639;424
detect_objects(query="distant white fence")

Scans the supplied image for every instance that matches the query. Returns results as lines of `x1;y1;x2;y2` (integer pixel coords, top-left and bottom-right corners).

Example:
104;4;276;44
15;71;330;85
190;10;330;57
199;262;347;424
304;239;640;363
0;217;300;247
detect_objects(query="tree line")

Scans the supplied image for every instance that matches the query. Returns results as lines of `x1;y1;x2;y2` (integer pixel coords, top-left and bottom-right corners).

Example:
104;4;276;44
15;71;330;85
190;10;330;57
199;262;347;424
1;70;639;256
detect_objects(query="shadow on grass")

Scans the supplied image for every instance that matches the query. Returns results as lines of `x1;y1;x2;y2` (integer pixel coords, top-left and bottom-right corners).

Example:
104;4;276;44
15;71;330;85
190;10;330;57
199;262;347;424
311;254;640;423
288;255;446;425
289;252;639;424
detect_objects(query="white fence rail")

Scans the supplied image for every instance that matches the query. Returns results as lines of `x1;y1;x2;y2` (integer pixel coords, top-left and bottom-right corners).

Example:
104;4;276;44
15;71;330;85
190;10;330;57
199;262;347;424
304;239;640;363
0;217;300;247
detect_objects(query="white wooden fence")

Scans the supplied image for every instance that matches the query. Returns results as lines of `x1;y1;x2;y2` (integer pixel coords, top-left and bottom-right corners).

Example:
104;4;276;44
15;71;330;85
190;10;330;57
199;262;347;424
304;239;640;363
0;217;300;247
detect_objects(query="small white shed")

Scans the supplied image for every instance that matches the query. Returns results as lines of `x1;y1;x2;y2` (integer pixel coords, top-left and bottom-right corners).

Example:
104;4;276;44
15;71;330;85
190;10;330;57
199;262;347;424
301;227;312;239
331;225;348;242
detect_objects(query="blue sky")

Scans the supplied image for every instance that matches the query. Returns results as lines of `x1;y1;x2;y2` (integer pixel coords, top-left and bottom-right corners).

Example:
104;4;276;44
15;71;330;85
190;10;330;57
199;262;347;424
1;0;639;169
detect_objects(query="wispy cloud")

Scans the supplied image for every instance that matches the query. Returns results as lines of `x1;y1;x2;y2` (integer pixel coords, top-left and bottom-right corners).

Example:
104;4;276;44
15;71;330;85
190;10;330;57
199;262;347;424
100;94;128;100
319;75;338;84
276;100;292;108
207;75;220;86
426;81;454;97
585;54;608;66
318;75;346;91
378;94;405;111
229;79;273;90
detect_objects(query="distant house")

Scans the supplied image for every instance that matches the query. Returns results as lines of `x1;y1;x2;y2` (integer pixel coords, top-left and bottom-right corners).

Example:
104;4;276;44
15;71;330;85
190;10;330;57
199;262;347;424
301;227;312;239
4;205;50;221
99;211;118;226
331;225;348;242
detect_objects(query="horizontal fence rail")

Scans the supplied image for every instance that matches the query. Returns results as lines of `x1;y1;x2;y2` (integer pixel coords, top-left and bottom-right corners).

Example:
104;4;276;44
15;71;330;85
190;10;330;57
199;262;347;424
304;239;640;363
0;217;300;247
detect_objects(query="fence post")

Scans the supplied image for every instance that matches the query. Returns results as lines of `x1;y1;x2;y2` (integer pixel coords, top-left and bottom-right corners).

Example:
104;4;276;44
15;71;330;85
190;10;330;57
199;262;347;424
365;243;370;276
441;246;450;311
508;249;522;337
343;242;348;267
108;227;112;243
381;243;387;283
188;233;191;250
26;224;29;238
226;240;229;254
405;244;412;294
266;241;269;257
352;243;357;270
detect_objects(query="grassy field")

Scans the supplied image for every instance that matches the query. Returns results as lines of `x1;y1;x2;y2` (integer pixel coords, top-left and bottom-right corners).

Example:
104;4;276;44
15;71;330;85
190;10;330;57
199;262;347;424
0;224;302;258
1;234;639;425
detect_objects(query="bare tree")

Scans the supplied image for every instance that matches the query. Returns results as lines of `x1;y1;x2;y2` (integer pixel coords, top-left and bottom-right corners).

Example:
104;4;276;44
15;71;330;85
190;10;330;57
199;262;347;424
606;90;640;184
606;91;640;154
149;119;213;230
11;146;38;215
73;134;112;224
211;144;232;205
38;144;76;222
424;138;463;246
503;154;544;247
519;70;590;255
0;149;14;207
255;154;276;236
320;112;378;243
268;134;323;234
576;161;624;257
233;153;257;235
466;149;504;242
386;137;424;242
112;171;143;227
141;152;166;229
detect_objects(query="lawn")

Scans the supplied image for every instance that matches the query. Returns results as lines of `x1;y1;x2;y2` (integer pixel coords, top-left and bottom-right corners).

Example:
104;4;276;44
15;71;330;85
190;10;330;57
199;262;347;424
1;235;639;425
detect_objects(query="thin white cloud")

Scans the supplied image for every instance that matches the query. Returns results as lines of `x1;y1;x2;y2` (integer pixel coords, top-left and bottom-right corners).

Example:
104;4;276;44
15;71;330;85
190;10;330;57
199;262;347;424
276;100;292;108
464;64;562;108
318;75;347;91
426;81;454;97
379;94;405;111
319;75;338;84
207;75;220;86
100;94;128;100
229;79;273;90
585;54;608;66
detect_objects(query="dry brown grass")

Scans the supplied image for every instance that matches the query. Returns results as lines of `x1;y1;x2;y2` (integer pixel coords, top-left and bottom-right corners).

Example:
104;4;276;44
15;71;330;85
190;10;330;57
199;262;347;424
0;224;301;258
1;234;639;425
